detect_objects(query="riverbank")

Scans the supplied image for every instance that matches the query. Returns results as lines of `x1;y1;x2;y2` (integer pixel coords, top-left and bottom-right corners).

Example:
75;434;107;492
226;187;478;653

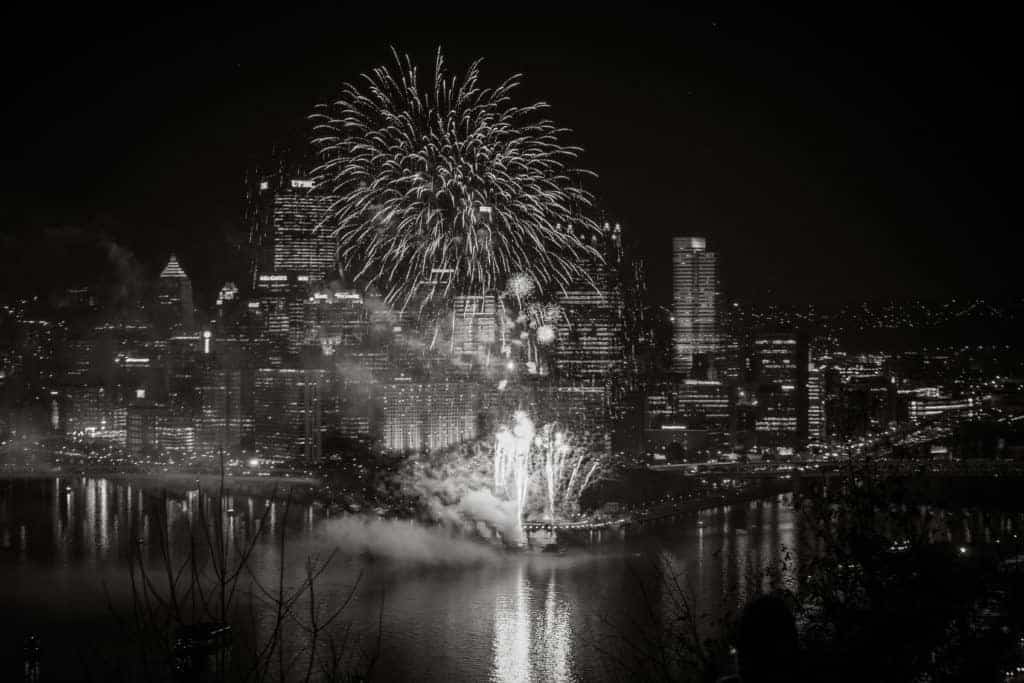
627;478;795;527
0;466;320;489
524;479;797;542
2;465;795;542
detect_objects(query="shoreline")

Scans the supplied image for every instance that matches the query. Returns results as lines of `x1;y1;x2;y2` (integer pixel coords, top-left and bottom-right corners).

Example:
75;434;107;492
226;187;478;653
630;480;795;526
0;468;321;488
1;468;795;536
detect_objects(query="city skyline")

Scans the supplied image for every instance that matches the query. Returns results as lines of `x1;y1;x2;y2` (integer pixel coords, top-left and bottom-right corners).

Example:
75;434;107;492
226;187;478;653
1;6;1018;306
2;9;1023;682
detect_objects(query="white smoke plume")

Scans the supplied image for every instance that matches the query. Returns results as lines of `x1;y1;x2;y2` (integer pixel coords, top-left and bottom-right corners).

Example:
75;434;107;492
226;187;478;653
457;489;521;541
386;440;525;544
320;515;501;565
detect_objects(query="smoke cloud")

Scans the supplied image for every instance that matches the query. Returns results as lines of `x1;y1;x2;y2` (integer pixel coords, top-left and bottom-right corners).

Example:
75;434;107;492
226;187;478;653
457;489;521;541
320;515;502;566
385;440;526;544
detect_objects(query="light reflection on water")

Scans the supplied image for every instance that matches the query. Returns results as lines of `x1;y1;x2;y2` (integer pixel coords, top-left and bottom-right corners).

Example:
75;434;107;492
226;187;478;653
493;561;532;682
0;476;788;681
490;560;574;682
4;476;1014;681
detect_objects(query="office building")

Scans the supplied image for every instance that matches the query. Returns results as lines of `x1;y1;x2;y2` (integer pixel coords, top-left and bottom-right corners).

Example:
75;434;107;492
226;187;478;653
63;385;127;444
376;380;481;453
156;254;196;333
254;368;327;462
196;367;248;455
553;222;625;381
671;237;719;377
643;377;731;459
752;333;808;454
250;179;337;283
248;177;339;352
807;361;826;444
126;402;194;460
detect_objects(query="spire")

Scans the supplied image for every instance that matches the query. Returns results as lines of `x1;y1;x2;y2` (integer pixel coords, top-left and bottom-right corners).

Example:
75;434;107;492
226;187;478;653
160;253;188;279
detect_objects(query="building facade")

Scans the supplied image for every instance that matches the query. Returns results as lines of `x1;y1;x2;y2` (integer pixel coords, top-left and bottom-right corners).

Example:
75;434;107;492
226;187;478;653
671;237;719;376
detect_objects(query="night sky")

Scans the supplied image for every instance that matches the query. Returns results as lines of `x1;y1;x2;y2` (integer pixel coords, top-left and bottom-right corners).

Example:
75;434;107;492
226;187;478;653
0;5;1017;307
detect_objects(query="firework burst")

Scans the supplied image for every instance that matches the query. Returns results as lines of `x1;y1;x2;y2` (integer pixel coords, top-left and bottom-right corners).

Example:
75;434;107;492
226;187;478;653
311;49;599;309
506;272;536;300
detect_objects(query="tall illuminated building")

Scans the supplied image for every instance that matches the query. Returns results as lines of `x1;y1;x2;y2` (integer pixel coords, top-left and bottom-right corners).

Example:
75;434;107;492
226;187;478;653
248;176;338;351
671;237;719;377
165;334;203;410
196;367;247;456
752;333;809;454
156;254;196;334
807;361;826;444
249;178;337;283
254;368;327;462
553;222;625;381
330;378;373;440
643;378;730;459
375;379;481;453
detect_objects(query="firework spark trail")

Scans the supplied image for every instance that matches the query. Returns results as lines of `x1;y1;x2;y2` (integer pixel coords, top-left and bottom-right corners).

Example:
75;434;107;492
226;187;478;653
311;49;600;309
493;413;608;540
493;411;535;543
541;427;569;521
539;425;605;522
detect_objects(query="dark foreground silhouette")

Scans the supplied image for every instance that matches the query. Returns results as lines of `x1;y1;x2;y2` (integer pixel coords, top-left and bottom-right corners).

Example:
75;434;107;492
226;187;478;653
719;593;800;683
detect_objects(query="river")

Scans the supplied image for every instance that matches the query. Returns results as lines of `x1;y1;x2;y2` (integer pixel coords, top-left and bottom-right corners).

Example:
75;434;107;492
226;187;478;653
0;474;1006;681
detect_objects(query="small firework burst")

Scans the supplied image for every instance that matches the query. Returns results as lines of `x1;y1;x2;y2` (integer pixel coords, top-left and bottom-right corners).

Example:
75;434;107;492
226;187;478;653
507;273;536;300
536;325;556;345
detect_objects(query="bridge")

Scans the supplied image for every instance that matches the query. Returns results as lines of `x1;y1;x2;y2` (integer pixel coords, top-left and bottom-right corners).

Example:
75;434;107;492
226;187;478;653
649;458;1024;481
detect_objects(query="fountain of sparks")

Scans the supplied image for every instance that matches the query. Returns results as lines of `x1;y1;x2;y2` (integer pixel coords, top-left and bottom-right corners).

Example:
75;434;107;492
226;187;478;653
493;411;536;546
493;413;606;545
536;424;603;523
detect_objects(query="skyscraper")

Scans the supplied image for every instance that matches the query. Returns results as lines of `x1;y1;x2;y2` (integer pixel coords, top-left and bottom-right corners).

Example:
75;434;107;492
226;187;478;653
553;222;625;381
375;379;481;453
249;179;337;284
196;367;246;456
671;237;719;377
156;254;196;333
807;361;826;444
643;378;731;459
248;177;338;352
254;368;326;462
752;333;809;454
